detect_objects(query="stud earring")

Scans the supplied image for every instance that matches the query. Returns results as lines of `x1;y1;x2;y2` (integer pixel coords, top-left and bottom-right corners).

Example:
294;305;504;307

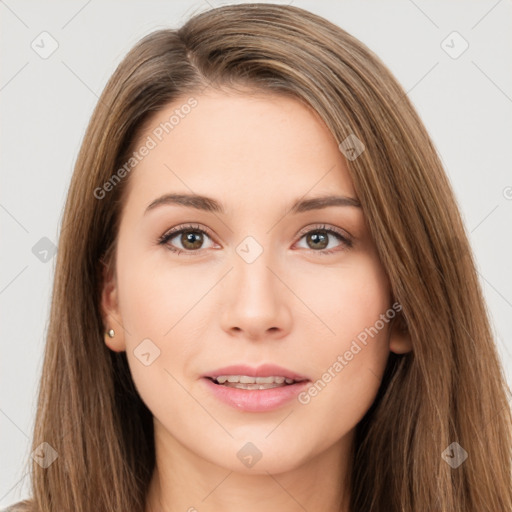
106;328;115;338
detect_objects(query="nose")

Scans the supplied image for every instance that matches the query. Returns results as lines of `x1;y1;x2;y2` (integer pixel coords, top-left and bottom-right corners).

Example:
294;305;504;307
220;250;293;341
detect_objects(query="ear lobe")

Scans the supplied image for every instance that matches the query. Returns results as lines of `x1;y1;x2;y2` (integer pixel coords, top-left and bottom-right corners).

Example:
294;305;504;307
100;261;126;352
388;313;413;355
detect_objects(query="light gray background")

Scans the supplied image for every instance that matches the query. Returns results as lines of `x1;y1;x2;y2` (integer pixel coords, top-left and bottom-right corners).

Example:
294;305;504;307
1;0;511;506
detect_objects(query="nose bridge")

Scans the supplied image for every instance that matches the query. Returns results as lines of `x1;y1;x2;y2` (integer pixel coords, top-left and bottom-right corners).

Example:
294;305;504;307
233;235;280;308
220;234;292;338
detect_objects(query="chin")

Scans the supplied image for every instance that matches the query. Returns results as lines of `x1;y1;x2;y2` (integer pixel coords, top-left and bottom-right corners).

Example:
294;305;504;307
204;435;316;475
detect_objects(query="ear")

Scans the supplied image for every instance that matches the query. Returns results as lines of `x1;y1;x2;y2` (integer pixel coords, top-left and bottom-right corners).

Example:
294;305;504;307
388;312;413;355
100;259;126;353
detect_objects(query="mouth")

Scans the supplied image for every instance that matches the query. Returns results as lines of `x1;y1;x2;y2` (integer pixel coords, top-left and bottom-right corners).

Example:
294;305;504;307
201;364;311;412
206;375;308;390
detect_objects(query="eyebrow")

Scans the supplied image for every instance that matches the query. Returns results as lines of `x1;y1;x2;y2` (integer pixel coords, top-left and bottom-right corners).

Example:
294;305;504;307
144;192;361;215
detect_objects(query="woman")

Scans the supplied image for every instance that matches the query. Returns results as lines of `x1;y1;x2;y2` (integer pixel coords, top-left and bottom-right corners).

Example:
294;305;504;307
5;3;511;511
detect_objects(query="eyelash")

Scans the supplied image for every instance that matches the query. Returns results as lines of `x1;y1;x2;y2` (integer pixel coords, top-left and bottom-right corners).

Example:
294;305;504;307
157;223;353;257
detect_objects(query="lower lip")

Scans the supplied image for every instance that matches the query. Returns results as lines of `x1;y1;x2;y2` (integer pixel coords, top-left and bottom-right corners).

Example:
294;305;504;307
202;377;310;412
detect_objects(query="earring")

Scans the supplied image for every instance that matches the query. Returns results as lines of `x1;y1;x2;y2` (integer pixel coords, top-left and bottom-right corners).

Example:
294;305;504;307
106;328;115;338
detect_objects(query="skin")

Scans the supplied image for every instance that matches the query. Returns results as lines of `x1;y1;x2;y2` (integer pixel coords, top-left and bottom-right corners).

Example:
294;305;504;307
101;89;412;512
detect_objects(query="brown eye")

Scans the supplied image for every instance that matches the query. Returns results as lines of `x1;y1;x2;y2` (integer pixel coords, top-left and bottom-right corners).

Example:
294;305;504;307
305;231;329;250
295;225;352;254
158;224;216;254
180;230;204;250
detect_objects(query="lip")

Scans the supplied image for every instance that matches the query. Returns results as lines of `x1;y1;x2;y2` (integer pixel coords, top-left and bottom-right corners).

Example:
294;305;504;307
202;364;310;412
202;377;310;412
203;363;309;381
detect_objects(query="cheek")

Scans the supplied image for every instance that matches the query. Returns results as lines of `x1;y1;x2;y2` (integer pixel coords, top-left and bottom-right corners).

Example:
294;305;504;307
113;238;200;410
116;235;205;338
295;333;390;454
300;248;390;349
295;252;391;424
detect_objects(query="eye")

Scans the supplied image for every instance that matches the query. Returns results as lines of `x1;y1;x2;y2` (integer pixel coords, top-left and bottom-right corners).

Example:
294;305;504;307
158;224;216;255
158;223;353;256
294;224;353;255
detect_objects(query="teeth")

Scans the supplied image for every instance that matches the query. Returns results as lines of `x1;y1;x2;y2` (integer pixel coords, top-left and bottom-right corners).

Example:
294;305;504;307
222;382;285;390
213;375;299;385
255;376;275;384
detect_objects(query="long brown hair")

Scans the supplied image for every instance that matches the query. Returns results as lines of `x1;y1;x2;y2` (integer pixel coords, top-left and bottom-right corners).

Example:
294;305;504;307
11;4;511;511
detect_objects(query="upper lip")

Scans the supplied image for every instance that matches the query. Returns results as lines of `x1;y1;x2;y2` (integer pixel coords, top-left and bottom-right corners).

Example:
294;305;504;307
203;364;310;381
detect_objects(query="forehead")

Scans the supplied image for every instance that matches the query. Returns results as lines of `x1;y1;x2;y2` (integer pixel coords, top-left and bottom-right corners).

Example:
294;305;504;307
124;90;356;212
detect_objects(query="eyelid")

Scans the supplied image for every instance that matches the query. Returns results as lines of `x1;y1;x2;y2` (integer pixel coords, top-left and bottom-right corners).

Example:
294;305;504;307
158;223;215;241
295;223;352;243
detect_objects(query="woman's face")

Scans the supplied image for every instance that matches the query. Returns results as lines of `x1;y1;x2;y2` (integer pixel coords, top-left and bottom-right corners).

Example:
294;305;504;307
102;89;410;474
